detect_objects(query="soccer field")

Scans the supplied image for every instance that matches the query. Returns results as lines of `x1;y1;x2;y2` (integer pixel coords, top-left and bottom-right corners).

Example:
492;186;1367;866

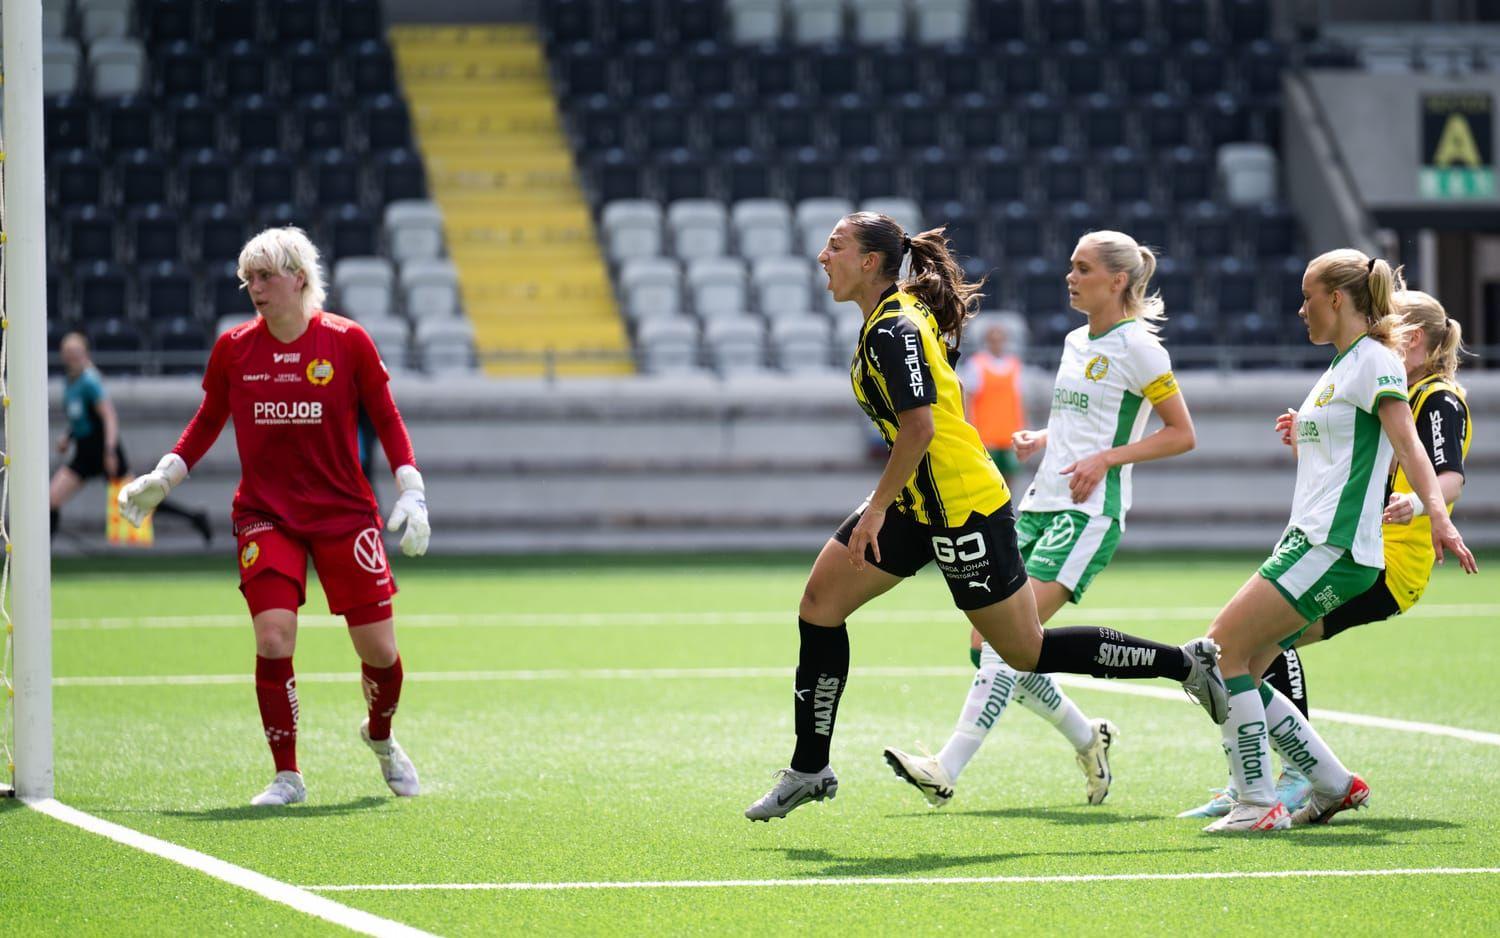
8;552;1500;935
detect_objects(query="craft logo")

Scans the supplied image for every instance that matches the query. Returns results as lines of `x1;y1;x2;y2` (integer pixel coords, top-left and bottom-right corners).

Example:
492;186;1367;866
1084;354;1110;382
1315;383;1335;407
1420;93;1495;199
240;541;260;568
354;528;387;575
306;358;335;386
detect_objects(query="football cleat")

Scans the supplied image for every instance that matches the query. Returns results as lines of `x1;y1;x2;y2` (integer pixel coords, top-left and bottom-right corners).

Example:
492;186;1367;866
883;746;955;808
1203;799;1290;833
249;770;306;807
360;719;420;797
1290;773;1369;826
1177;787;1236;819
745;766;838;821
1075;719;1118;806
1181;637;1229;724
1274;766;1315;814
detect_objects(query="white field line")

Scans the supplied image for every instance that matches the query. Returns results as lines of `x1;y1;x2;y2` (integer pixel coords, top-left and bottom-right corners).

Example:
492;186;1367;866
303;866;1500;893
52;666;1500;748
26;798;434;938
47;603;1500;631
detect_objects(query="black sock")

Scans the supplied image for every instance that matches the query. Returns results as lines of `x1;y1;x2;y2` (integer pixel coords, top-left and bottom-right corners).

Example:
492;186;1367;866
1034;626;1192;681
790;618;849;773
1261;647;1310;719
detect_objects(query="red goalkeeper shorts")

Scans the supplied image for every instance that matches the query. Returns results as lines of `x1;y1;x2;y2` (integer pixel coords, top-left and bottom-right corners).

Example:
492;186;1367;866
235;518;397;616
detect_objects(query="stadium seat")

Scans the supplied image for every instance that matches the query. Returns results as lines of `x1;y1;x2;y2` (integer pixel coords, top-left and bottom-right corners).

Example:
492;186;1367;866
668;0;719;43
1140;94;1191;150
1183;202;1232;259
609;0;659;43
300;95;351;152
790;0;844;46
64;206;117;264
752;256;814;313
182;151;237;209
620;257;684;321
330;0;382;43
541;0;596;44
216;313;254;336
311;150;365;208
74;261;132;322
356;316;410;371
1017;257;1064;316
1160;147;1215;203
726;0;783;44
88;37;146;97
130;206;183;265
1041;148;1089;203
230;95;289;152
1118;40;1169;95
636;318;701;373
1114;202;1172;255
832;310;864;362
688;257;750;319
556;42;612;98
363;94;414;151
772;317;833;371
1218;143;1278;205
786;149;841;203
976;148;1025;203
622;41;674;99
87;317;148;357
656;149;714;202
1161;0;1213;43
140;261;196;322
100;96;156;153
204;261;253;319
701;93;755;152
205;0;260;43
954;93;1005;150
1100;0;1148;40
192;203;249;265
385;200;445;263
43;39;82;96
334;257;396;320
116;150;172;209
401;259;462;319
1249;205;1297;258
910;148;963;204
704;317;767;372
732;198;794;256
1039;0;1087;42
157;316;211;374
852;0;908;44
995;42;1044;94
975;0;1027;43
1212;257;1257;317
1226;0;1272;41
1016;94;1066;151
1203;95;1253;148
993;201;1045;259
1050;202;1106;251
351;40;397;96
140;0;197;44
268;0;326;42
809;46;865;98
1242;40;1286;96
765;94;820;150
914;0;968;44
796;198;854;256
220;40;274;98
933;48;987;97
1080;94;1129;151
255;201;307;233
47;95;95;152
592;149;650;203
743;45;799;98
1181;41;1232;95
1150;257;1196;312
323;204;380;259
374;149;428;205
154;41;209;97
1102;147;1152;204
602;200;664;261
285;41;338;97
166;95;220;152
678;41;736;97
860;197;921;236
1056;41;1106;95
850;148;904;202
247;150;299;206
667;200;730;260
830;95;884;151
723;149;775;201
415;318;477;372
42;0;68;39
52;149;106;210
571;97;630;154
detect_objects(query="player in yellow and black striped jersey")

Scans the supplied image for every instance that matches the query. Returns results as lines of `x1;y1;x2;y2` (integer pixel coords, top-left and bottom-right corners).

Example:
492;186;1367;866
746;213;1232;822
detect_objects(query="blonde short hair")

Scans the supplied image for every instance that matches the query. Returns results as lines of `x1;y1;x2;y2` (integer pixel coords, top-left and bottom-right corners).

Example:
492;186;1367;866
236;227;326;315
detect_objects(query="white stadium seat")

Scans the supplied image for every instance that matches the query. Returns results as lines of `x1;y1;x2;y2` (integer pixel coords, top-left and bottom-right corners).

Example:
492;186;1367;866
832;311;864;363
913;0;967;44
851;0;906;44
795;197;853;256
705;317;767;373
601;200;664;261
415;317;476;372
360;316;412;372
731;199;794;257
43;39;81;96
384;200;445;263
79;0;134;42
87;37;145;97
859;197;922;237
333;257;396;321
726;0;782;44
620;257;683;321
1217;143;1279;206
752;256;813;315
667;199;729;261
637;318;701;374
771;317;833;372
789;0;844;45
687;257;749;320
400;259;461;319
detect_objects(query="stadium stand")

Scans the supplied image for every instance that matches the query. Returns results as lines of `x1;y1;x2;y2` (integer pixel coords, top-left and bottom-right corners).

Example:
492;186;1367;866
41;0;476;374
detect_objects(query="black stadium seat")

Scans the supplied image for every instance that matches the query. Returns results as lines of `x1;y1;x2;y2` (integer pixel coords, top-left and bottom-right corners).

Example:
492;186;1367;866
375;149;428;203
300;94;351;151
165;94;220;151
64;206;118;264
75;261;131;322
52;149;106;208
1040;0;1088;42
285;40;338;97
155;41;210;97
310;149;365;207
115;149;172;208
157;316;211;373
678;41;735;97
361;94;413;151
221;40;274;98
101;96;155;153
1101;0;1149;40
47;95;95;151
140;261;196;321
192;203;250;264
141;0;197;45
130;205;183;264
331;0;385;43
182;150;237;208
323;204;379;258
622;41;673;98
268;0;326;43
350;40;397;96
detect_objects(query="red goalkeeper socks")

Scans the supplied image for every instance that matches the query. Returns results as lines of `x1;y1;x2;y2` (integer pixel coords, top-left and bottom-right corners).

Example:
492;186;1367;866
255;655;299;773
361;656;404;741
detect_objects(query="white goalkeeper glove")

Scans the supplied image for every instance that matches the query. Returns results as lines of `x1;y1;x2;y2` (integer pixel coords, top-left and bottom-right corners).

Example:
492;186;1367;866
117;453;189;527
386;465;430;557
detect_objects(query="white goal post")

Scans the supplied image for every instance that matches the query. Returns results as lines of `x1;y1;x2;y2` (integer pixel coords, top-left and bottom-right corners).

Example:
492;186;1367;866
2;0;56;801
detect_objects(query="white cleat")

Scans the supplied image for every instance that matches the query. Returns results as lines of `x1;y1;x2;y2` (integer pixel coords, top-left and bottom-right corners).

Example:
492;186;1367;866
249;770;306;806
883;746;955;808
745;766;838;821
1075;719;1118;806
1203;800;1290;833
1290;773;1369;826
360;719;420;797
1181;637;1229;724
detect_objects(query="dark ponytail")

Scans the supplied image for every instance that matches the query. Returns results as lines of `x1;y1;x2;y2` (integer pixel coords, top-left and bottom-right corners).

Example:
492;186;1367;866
842;212;985;345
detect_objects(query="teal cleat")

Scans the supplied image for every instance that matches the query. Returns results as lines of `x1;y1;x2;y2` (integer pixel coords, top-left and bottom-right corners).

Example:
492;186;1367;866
1177;787;1235;818
1275;767;1314;814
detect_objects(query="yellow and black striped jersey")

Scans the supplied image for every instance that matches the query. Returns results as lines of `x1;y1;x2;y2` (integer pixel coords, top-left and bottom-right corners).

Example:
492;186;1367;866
1383;374;1473;611
850;287;1010;527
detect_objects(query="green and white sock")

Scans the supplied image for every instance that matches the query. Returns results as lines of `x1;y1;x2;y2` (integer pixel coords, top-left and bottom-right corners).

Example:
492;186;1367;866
1013;671;1095;751
1221;675;1276;805
1260;683;1352;797
937;643;1018;780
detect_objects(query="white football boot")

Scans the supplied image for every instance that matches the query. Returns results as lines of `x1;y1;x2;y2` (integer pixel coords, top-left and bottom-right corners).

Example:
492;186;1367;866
745;766;838;821
1075;719;1118;806
1180;637;1229;724
883;746;955;808
360;718;420;796
1203;800;1290;833
249;770;306;806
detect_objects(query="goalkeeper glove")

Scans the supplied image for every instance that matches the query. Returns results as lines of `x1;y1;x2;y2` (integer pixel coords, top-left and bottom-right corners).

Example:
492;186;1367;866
117;453;189;527
386;464;430;557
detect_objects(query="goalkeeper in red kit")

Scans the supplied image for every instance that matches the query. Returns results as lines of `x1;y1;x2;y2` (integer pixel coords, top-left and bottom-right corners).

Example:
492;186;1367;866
119;227;431;806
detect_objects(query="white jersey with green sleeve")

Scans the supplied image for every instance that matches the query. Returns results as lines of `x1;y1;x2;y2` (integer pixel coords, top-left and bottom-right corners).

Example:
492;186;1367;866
1289;334;1408;567
1019;318;1180;525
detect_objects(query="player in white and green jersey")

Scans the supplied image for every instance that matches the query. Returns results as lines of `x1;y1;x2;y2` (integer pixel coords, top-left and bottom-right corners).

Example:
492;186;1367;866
1191;249;1477;834
885;231;1200;809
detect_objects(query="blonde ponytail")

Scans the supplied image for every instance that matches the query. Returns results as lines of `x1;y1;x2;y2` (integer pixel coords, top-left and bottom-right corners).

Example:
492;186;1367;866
1307;249;1415;349
1394;289;1468;393
1077;230;1166;334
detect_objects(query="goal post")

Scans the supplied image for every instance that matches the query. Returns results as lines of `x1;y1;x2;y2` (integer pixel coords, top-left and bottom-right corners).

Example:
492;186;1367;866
2;0;56;802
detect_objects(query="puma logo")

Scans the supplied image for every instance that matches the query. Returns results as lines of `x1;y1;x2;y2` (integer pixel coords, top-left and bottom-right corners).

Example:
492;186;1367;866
968;577;992;592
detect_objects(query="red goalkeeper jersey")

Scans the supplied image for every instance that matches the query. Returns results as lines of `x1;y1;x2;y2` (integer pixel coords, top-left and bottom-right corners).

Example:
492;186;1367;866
173;311;417;540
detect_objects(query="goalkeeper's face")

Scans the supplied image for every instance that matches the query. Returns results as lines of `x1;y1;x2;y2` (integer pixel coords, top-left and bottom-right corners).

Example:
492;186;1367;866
245;266;308;320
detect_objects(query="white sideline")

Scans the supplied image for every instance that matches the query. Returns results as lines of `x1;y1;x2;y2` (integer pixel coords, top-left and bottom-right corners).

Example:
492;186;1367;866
51;667;1500;748
303;866;1500;893
26;799;435;938
47;603;1500;631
